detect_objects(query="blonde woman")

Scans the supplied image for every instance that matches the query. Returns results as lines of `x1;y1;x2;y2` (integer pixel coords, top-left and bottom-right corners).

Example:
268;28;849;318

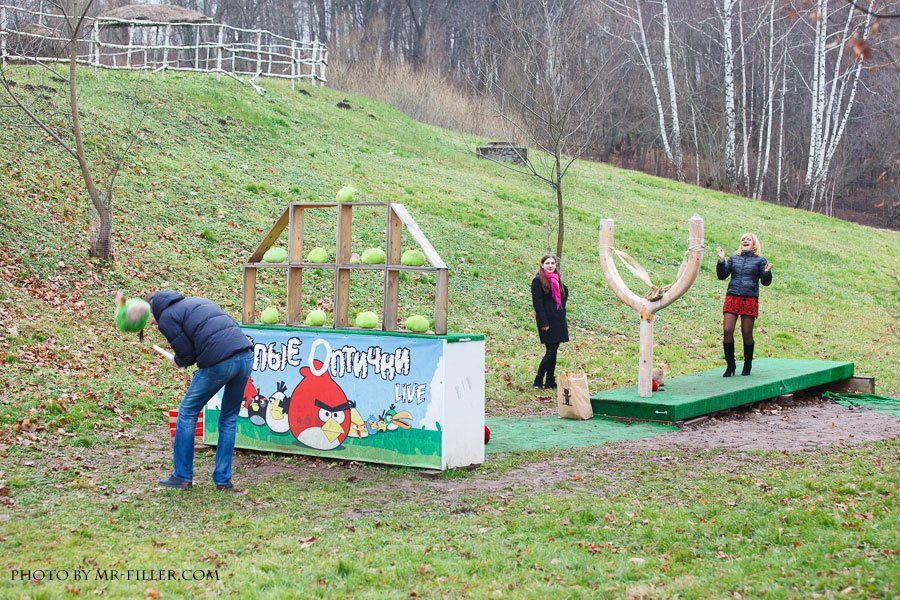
716;233;773;376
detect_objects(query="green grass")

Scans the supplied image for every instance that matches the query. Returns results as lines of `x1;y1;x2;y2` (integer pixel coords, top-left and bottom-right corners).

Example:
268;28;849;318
0;67;899;598
0;439;898;598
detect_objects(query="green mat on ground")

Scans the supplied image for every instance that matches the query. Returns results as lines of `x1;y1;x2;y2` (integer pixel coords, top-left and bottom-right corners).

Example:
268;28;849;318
484;415;677;454
821;392;900;417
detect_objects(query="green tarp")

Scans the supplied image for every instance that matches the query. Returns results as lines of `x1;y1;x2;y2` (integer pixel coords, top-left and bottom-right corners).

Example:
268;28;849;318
484;415;676;454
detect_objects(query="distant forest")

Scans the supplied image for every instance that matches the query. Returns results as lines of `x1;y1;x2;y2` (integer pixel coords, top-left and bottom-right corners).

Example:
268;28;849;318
14;0;900;227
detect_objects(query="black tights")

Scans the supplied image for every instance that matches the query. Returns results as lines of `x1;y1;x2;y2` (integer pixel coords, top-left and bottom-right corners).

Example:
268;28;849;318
723;313;755;345
536;343;560;384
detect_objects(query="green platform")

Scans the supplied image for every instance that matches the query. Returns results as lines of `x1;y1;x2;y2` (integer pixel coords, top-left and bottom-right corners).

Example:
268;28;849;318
590;358;854;422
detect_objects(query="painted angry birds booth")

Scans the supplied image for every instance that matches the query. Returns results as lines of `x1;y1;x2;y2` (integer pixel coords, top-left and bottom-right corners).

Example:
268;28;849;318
203;200;485;470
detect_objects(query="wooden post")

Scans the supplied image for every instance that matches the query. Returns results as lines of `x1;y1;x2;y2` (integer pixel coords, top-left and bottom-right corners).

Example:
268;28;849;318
598;215;704;397
242;267;257;324
286;204;305;326
216;24;223;82
290;41;296;91
320;47;327;86
1;6;7;68
92;19;100;72
434;269;448;335
194;24;200;70
638;309;654;397
334;204;352;328
383;205;402;331
161;24;171;77
126;24;134;68
255;30;262;77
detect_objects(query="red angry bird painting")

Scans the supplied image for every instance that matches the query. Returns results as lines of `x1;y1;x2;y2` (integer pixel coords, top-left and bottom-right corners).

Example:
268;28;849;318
288;361;355;450
239;376;256;419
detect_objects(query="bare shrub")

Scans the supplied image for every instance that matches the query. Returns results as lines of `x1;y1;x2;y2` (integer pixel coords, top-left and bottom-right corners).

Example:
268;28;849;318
328;56;509;140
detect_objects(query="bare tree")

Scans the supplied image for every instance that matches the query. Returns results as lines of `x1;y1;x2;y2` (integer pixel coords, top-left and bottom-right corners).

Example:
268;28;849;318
1;0;142;260
476;0;612;259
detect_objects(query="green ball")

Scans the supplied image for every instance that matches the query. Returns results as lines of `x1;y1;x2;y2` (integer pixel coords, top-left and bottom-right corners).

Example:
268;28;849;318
115;298;150;333
307;247;328;263
361;247;385;264
401;249;426;266
405;314;429;332
263;247;287;263
336;186;356;202
356;311;378;328
260;307;279;324
305;310;327;326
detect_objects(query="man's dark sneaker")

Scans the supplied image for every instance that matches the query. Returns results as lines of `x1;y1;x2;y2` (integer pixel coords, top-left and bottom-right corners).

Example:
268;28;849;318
215;482;234;491
158;476;192;489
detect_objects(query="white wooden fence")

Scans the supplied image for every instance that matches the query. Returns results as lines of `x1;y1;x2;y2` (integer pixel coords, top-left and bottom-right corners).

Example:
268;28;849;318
0;4;327;92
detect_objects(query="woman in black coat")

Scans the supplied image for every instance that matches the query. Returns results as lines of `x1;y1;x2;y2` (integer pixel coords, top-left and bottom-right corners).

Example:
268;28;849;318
716;233;773;377
531;254;569;389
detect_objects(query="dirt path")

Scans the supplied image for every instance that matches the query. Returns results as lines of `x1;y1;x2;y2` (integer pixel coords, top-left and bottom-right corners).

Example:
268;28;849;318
618;395;900;452
4;397;898;516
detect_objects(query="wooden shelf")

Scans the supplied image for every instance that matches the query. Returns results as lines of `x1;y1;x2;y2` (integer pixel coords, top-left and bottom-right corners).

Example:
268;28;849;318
243;201;449;334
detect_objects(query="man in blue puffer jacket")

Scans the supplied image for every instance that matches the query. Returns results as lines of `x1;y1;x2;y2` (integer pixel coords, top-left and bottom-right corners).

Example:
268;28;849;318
146;290;253;490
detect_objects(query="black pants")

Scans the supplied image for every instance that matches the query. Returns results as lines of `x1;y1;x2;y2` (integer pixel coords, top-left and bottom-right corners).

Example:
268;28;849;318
536;343;560;385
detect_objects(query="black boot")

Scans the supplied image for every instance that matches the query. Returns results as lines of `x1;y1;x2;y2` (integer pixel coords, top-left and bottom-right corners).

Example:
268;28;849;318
532;374;544;389
741;343;754;376
545;376;557;390
723;342;736;377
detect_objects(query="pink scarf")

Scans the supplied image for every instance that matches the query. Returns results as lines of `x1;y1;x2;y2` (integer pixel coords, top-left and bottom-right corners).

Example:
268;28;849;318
544;270;562;310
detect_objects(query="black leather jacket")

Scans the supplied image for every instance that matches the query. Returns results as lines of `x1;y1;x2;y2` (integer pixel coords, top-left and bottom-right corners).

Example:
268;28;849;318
717;251;772;297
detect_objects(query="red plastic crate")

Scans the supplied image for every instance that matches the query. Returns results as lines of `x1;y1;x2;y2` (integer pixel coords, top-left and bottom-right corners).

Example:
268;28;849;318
168;408;204;442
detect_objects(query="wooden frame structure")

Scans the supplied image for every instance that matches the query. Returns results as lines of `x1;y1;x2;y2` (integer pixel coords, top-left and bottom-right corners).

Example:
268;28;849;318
243;202;449;335
598;215;704;397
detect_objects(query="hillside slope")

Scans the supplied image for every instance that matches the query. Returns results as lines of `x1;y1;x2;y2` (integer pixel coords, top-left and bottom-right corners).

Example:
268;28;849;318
1;68;898;433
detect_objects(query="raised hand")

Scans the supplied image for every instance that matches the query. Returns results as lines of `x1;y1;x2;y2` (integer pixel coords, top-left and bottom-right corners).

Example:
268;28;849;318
765;263;773;272
716;246;725;261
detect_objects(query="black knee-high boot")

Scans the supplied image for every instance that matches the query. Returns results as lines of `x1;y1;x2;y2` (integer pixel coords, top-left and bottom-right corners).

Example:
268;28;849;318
723;342;736;377
741;343;754;376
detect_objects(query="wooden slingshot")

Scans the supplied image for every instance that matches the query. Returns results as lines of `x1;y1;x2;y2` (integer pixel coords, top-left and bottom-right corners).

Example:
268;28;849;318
598;215;704;397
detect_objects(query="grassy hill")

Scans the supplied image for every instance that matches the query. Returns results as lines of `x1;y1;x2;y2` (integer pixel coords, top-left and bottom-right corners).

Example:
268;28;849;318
2;68;897;419
1;68;898;599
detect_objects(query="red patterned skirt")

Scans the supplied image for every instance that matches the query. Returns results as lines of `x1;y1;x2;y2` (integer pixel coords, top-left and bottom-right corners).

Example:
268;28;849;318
723;294;759;317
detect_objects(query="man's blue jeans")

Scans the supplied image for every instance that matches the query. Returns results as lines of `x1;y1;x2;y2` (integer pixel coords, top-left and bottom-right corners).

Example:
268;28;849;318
172;351;253;485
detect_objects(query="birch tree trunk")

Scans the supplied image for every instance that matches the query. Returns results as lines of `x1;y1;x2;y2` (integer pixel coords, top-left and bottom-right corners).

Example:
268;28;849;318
800;0;871;211
754;0;777;200
738;0;750;193
661;0;685;182
775;56;786;205
722;0;738;191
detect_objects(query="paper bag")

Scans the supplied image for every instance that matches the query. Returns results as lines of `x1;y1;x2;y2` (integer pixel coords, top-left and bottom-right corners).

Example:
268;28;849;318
557;371;592;420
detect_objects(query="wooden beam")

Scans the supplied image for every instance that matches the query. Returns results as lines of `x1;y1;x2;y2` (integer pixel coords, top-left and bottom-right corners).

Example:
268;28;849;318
287;267;302;326
383;205;402;331
286;205;304;326
242;267;257;324
391;204;446;269
288;204;305;263
434;269;448;335
248;207;289;263
334;204;353;328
